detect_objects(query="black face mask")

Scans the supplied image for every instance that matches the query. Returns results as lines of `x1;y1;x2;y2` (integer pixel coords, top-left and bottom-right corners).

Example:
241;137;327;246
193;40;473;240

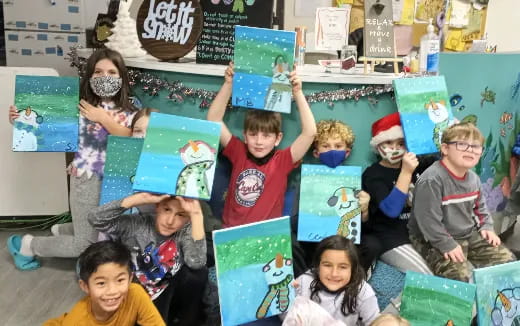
246;148;276;166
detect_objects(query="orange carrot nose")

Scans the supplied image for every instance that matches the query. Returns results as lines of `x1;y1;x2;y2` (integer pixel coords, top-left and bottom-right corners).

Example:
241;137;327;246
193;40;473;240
25;108;32;116
498;290;512;312
275;253;283;268
277;63;283;73
430;99;438;110
341;188;347;202
189;140;199;152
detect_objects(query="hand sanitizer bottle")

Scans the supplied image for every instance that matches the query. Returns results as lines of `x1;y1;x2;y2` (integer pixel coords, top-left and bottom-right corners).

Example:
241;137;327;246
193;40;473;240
419;18;440;75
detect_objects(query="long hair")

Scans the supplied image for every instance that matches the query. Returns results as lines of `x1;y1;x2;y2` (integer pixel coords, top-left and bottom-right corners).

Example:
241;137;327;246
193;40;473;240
309;235;365;316
80;48;135;112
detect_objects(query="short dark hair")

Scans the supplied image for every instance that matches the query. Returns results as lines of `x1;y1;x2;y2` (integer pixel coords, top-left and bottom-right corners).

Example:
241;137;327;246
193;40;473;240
244;110;282;134
78;240;132;282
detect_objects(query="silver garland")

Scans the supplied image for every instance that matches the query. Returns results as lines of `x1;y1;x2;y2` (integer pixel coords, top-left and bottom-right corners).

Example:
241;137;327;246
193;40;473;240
66;46;393;109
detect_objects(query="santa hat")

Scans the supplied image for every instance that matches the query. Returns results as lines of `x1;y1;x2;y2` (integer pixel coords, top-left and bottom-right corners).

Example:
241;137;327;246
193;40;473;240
369;112;404;150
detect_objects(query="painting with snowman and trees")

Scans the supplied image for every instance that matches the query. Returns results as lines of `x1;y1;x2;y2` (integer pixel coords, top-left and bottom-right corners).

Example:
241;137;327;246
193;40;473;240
132;112;221;199
12;75;79;152
232;25;296;114
393;76;455;155
213;216;295;326
297;164;362;244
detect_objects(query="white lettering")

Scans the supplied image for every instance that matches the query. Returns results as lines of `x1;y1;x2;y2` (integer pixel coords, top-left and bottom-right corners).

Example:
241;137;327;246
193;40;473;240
141;0;195;45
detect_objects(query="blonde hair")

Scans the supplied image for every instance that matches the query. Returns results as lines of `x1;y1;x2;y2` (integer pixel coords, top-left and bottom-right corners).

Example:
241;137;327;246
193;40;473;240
370;314;410;326
315;119;355;148
244;110;282;134
441;122;485;145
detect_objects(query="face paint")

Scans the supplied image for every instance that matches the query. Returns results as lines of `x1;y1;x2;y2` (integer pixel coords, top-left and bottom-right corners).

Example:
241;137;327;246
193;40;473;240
378;144;405;164
89;76;122;98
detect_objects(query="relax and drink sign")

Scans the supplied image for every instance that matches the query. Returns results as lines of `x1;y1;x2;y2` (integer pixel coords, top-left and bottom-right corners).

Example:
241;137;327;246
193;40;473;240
137;0;203;60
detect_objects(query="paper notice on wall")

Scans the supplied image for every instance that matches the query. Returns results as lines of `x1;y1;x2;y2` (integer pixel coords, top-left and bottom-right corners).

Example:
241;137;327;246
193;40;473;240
295;0;332;17
392;0;404;22
314;6;351;50
449;0;471;27
397;0;415;25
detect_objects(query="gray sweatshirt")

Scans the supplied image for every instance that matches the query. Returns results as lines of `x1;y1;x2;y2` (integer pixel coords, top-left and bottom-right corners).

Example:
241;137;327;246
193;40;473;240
408;160;493;253
88;199;207;299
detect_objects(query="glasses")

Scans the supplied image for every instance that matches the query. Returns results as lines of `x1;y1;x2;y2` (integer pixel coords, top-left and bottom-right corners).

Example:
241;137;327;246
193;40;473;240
446;141;484;154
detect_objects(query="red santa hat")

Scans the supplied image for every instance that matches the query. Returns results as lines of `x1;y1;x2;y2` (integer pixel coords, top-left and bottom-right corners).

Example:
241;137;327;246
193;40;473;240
369;112;404;150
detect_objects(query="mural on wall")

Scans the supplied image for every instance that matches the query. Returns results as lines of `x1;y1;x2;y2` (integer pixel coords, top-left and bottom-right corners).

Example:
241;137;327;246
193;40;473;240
400;271;476;326
13;75;79;152
133;112;221;199
213;216;295;325
297;164;362;243
474;260;520;326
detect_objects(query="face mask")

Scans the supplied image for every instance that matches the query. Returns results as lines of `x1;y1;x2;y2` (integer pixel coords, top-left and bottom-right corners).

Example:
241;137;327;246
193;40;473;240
318;150;349;168
89;76;122;98
378;144;405;165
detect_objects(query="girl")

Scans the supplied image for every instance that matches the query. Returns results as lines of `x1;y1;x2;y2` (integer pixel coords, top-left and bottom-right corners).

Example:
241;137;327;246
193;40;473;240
7;48;137;270
283;235;380;325
130;107;159;138
360;112;432;275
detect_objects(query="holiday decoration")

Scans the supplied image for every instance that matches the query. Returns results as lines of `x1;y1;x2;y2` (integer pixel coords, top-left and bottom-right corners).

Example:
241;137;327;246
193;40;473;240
105;0;147;58
136;0;203;60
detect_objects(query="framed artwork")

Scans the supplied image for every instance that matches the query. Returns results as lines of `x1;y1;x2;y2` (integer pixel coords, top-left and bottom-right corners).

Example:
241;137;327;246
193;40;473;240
232;25;296;113
213;216;295;325
297;164;362;243
401;271;476;326
12;75;79;152
99;136;143;206
132;112;221;199
393;76;455;155
474;261;520;326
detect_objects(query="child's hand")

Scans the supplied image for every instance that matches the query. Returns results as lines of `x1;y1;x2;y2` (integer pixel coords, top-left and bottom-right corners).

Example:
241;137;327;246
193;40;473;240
291;280;300;289
8;105;19;124
224;62;234;84
176;196;203;219
356;190;370;214
289;69;302;94
401;152;419;174
443;244;465;263
122;192;170;208
480;229;501;247
79;99;108;123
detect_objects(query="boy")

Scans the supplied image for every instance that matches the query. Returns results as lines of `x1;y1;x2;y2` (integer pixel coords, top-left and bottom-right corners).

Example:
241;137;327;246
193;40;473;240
44;240;165;326
408;122;515;282
88;192;207;325
207;62;317;227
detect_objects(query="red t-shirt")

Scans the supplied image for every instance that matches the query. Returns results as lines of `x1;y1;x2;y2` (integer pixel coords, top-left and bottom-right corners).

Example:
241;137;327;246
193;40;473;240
222;136;295;227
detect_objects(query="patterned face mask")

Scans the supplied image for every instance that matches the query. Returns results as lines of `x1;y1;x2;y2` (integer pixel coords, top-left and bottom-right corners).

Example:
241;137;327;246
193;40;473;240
89;76;122;98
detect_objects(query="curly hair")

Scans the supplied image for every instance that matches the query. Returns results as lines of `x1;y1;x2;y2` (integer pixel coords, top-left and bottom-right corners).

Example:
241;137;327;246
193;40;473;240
314;119;355;148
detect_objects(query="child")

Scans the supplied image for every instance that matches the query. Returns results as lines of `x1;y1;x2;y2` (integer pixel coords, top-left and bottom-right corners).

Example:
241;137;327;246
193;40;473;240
361;112;432;275
369;314;410;326
130;107;159;138
7;48;137;270
207;62;316;227
283;235;380;325
44;240;165;326
88;192;207;325
408;122;515;282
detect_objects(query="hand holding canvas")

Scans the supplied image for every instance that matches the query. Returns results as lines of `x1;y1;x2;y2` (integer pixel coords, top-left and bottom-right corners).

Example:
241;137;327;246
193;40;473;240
8;105;19;124
121;192;171;208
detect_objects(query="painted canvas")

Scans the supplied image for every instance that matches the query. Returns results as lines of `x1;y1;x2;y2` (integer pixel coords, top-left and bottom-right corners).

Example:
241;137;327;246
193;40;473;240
232;25;296;114
473;261;520;326
99;136;143;206
12;75;79;152
393;76;456;155
213;216;295;325
400;271;476;326
297;164;362;243
132;112;221;199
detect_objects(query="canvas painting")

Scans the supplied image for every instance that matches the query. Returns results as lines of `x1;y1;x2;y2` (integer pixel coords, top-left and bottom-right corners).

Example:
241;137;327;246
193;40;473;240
132;112;221;199
473;261;520;326
12;75;79;152
99;136;143;206
213;216;295;325
393;76;456;155
232;25;296;114
401;271;476;326
297;164;362;243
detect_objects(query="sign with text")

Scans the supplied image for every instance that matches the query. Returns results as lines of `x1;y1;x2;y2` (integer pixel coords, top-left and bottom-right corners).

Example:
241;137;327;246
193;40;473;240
363;0;395;58
314;6;351;51
196;0;274;65
136;0;203;60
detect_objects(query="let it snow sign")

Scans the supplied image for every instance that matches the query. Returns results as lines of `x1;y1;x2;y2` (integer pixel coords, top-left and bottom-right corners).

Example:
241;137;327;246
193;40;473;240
137;0;203;60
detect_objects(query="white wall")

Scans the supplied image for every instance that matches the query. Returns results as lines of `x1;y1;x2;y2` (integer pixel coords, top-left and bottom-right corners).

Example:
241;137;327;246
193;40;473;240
485;0;520;52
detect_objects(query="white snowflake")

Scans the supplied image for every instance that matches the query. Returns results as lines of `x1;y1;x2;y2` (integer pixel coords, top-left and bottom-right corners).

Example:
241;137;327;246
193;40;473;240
162;23;176;42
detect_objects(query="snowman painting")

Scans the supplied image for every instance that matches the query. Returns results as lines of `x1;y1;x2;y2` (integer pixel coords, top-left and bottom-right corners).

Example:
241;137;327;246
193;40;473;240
264;55;292;112
176;140;217;199
327;186;361;242
491;287;520;326
425;99;454;151
12;106;43;151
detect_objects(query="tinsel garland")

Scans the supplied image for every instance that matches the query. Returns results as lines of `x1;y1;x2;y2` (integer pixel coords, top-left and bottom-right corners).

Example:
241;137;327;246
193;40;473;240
66;46;393;108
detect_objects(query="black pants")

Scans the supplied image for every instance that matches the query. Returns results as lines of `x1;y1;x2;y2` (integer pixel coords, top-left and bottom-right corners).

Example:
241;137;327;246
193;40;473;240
153;265;208;326
357;233;384;273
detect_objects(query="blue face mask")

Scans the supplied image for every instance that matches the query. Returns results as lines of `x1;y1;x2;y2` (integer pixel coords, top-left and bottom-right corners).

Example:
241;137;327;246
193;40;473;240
318;150;349;168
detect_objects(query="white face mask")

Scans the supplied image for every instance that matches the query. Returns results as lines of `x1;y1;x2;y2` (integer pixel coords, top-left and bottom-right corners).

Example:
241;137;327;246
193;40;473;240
378;144;405;164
